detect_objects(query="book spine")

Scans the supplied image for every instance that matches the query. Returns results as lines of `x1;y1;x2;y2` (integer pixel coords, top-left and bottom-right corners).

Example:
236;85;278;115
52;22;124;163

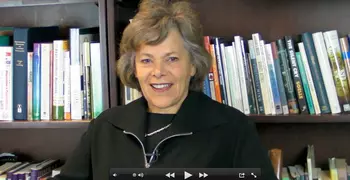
276;39;299;114
295;52;315;114
265;43;282;115
64;50;71;120
234;36;250;114
220;43;232;107
298;42;321;115
27;52;33;120
32;43;41;120
202;77;211;97
271;42;289;115
248;39;264;114
285;36;308;114
241;40;257;114
323;30;350;112
245;53;258;114
312;32;341;114
260;40;275;115
301;32;331;113
83;41;92;119
13;28;28;120
40;43;53;120
252;34;271;114
70;28;82;120
53;40;66;120
209;43;222;103
339;37;350;93
90;43;103;118
223;45;236;108
231;42;244;112
214;37;228;105
203;36;216;100
0;47;13;120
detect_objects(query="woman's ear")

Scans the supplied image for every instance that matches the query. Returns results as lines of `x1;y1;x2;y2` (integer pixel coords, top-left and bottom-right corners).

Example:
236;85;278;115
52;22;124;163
190;64;196;77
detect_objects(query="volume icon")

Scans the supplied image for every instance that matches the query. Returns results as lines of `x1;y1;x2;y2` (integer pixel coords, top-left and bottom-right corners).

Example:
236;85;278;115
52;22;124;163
166;172;175;178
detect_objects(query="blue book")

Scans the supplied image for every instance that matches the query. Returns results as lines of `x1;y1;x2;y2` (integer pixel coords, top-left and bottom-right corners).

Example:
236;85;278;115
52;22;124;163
12;26;59;120
202;76;211;98
272;42;289;115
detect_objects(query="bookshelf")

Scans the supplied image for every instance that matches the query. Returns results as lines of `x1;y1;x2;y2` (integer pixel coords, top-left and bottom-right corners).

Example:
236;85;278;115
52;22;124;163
0;0;116;163
110;0;350;170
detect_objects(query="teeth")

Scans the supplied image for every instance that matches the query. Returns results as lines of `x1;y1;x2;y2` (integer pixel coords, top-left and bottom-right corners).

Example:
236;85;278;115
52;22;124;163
152;84;170;89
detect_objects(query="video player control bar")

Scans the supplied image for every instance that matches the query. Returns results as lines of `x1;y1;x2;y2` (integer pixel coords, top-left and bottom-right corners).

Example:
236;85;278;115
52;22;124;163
109;168;260;180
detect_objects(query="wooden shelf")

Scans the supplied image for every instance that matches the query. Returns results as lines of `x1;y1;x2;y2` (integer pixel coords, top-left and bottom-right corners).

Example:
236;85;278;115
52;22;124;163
0;0;97;8
251;114;350;123
0;120;90;129
0;114;349;130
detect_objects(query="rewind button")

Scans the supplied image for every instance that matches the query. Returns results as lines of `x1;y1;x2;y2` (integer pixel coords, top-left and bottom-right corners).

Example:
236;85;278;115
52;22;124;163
199;172;208;178
165;172;175;178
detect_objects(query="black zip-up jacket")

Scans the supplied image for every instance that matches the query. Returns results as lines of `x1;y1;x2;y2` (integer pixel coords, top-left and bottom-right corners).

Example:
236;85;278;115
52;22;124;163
52;91;277;180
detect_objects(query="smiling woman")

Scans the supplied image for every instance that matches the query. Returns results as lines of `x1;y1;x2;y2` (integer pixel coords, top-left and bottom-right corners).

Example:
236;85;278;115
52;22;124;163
134;29;196;114
51;0;278;180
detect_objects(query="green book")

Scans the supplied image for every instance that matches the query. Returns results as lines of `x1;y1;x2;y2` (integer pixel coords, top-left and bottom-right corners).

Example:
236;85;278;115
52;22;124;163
295;52;315;114
0;35;10;46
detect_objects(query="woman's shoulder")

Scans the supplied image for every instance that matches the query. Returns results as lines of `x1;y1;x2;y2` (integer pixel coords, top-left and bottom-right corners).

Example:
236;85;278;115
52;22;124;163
197;92;248;119
87;98;145;128
190;91;254;128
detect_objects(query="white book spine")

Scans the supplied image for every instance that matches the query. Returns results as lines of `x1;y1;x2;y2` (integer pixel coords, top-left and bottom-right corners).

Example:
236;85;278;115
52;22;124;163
224;46;237;108
27;52;33;120
231;42;243;112
64;51;71;119
234;36;250;114
323;30;350;112
260;40;276;115
260;40;275;115
0;47;13;121
53;40;65;119
220;43;232;107
252;34;271;115
298;42;321;115
70;28;82;119
41;43;53;120
265;43;282;115
312;32;341;114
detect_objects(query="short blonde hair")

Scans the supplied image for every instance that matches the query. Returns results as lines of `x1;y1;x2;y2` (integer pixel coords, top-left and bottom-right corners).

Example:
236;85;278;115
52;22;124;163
116;0;212;91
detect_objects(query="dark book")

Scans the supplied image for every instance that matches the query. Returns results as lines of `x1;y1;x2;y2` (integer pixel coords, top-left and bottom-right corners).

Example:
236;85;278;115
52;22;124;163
271;42;289;115
242;40;257;114
276;39;299;114
13;26;60;120
301;32;331;114
285;36;308;114
248;39;265;114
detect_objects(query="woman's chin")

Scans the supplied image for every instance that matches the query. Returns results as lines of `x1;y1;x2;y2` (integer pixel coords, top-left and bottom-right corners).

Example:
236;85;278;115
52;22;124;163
147;97;178;113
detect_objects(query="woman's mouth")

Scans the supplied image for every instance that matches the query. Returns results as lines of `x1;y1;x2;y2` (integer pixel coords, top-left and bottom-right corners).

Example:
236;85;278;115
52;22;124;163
150;83;173;92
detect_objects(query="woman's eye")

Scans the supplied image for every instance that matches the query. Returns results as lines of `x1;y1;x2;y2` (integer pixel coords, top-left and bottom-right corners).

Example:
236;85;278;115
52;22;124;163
140;59;151;64
168;57;178;62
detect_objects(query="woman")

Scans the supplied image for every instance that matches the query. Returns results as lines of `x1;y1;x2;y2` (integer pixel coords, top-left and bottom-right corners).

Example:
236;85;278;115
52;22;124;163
53;0;277;179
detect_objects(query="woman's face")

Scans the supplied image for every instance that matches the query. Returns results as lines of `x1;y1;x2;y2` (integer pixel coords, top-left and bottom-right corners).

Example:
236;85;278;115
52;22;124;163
135;29;196;114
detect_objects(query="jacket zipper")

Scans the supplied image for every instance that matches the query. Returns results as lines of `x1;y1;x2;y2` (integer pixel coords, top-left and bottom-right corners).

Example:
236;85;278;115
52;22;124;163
123;130;193;168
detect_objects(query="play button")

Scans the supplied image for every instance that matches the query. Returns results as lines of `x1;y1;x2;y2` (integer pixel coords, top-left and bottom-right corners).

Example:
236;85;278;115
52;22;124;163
184;171;192;179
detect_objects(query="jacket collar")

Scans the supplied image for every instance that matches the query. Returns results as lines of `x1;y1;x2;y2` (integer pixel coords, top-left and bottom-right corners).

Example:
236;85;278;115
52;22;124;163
107;90;228;138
